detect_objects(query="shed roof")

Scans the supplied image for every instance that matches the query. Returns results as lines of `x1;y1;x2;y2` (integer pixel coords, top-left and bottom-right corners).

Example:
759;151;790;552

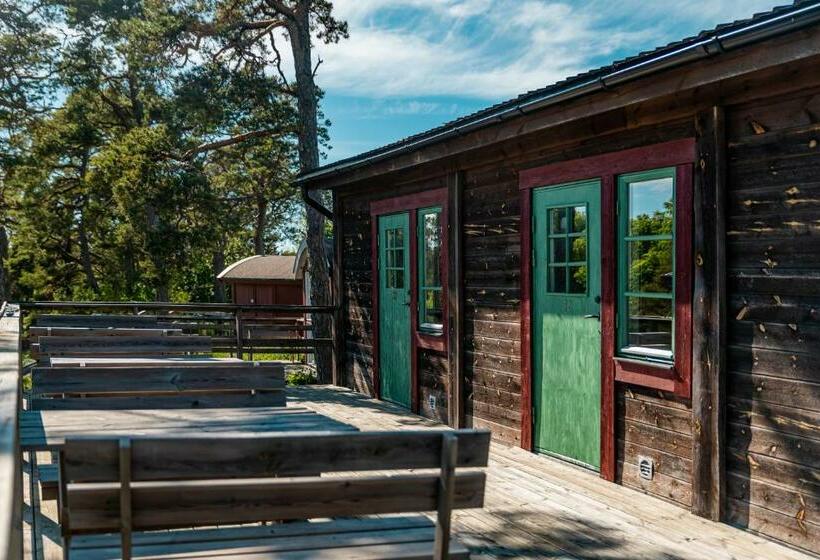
217;255;300;282
298;0;820;185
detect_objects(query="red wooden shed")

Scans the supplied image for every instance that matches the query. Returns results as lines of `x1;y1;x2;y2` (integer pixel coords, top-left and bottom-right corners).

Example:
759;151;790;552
217;255;304;306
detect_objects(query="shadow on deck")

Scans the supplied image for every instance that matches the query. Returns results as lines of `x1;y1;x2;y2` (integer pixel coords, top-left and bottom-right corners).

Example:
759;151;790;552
23;384;815;560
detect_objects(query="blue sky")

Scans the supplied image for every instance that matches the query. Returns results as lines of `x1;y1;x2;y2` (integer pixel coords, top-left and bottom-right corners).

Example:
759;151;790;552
314;0;784;163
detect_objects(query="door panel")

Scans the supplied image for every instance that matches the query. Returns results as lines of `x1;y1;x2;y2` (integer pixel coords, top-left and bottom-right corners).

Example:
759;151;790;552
378;212;411;407
533;180;602;469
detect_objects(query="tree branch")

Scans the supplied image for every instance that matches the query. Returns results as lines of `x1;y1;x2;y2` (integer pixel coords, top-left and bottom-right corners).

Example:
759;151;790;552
181;129;288;159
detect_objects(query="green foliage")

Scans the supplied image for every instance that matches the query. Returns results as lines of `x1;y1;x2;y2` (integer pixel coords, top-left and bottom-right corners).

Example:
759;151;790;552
0;0;340;302
286;367;317;386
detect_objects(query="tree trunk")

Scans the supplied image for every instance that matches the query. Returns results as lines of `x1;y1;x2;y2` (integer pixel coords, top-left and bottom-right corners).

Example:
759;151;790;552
290;2;333;383
78;207;100;295
0;224;8;302
212;245;226;302
76;151;100;296
254;189;268;255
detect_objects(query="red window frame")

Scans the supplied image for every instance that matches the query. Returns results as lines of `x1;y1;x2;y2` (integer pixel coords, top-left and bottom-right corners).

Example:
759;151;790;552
370;188;449;411
518;138;694;481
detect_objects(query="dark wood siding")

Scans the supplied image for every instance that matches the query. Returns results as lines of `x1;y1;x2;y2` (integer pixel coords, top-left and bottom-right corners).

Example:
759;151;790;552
616;387;693;508
341;198;375;396
724;88;820;551
340;178;451;423
463;165;523;445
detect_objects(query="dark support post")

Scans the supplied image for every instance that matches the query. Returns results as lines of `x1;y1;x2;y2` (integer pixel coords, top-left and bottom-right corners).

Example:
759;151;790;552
119;438;133;560
447;171;464;428
332;191;345;387
234;315;243;360
434;433;458;560
691;106;727;521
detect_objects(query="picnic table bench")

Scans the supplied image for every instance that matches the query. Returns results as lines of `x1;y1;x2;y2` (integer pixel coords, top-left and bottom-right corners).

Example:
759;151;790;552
33;314;161;328
29;326;184;337
48;356;243;367
59;429;490;559
22;406;355;501
35;335;212;357
30;363;286;410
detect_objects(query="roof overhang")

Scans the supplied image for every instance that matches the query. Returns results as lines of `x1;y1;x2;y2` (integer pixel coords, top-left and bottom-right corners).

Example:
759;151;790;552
298;2;820;190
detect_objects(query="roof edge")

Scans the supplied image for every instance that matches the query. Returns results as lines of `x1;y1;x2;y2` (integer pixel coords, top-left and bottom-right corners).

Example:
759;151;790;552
298;1;820;186
216;254;261;280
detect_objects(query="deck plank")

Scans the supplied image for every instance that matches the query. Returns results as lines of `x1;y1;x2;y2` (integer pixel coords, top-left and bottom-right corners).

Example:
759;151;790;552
22;385;818;560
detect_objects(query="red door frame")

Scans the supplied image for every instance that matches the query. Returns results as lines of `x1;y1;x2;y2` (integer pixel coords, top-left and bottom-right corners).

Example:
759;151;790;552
519;138;695;481
370;188;449;412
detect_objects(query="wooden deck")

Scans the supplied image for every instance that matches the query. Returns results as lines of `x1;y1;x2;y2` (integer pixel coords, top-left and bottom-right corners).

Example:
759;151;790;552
24;384;817;560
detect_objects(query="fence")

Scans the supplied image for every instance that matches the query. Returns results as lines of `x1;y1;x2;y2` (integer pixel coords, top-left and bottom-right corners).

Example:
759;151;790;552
19;301;336;376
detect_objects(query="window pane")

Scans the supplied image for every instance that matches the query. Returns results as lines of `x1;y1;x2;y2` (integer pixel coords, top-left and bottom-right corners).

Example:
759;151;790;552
569;266;587;294
627;239;673;294
421;289;443;327
628;177;673;236
570;206;587;233
570;236;586;262
422;212;441;287
551;238;567;264
389;269;404;289
625;297;673;355
550;267;567;293
550;208;567;234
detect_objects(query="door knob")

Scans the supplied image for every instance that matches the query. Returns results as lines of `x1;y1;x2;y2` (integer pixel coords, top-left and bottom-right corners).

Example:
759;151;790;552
584;314;600;319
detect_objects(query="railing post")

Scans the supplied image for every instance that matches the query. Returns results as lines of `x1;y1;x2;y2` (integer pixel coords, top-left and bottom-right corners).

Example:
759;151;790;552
234;313;243;360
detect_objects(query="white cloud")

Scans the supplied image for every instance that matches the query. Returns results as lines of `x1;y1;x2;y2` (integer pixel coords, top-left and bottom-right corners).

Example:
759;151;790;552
309;0;783;100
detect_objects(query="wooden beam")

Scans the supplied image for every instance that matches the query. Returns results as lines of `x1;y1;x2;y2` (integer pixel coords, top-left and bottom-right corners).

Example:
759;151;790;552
519;188;533;451
691;106;727;521
332;192;345;387
0;312;22;560
447;171;464;429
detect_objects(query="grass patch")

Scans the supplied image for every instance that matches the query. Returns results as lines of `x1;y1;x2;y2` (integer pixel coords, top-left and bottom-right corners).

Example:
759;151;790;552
286;368;317;386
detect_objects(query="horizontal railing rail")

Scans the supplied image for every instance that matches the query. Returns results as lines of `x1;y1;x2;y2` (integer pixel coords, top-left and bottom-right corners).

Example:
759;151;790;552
0;302;22;560
19;301;335;367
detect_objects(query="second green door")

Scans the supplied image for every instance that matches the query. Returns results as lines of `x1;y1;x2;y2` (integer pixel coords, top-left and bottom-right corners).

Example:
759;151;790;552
532;180;602;469
378;212;411;407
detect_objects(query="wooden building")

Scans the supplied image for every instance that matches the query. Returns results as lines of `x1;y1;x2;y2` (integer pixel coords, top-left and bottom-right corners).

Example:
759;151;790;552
217;255;304;306
299;2;820;553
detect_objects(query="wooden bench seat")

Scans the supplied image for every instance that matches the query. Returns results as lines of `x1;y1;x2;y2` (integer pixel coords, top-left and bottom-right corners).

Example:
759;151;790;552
30;364;286;410
37;463;59;502
34;314;160;328
60;430;491;559
36;335;212;357
29;327;183;338
68;516;470;559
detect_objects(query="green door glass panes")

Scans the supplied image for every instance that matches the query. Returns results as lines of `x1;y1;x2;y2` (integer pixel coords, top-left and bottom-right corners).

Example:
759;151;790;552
617;168;675;361
417;207;443;332
547;205;588;294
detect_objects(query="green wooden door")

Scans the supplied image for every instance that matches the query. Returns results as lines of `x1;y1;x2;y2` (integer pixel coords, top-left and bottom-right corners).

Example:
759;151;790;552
532;180;602;469
378;212;411;407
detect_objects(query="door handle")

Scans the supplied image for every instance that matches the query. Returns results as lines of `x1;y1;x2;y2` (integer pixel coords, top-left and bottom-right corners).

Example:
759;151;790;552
584;314;600;319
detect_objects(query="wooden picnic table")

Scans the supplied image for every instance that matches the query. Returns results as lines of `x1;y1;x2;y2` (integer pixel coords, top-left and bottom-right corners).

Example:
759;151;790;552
49;356;244;367
19;406;357;451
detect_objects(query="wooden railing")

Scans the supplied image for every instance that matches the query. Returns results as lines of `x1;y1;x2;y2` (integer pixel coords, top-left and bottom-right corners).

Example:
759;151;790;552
19;301;335;366
0;302;23;560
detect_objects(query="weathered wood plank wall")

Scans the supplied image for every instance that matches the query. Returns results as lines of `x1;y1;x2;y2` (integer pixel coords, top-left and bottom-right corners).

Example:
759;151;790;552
724;87;820;551
340;177;451;422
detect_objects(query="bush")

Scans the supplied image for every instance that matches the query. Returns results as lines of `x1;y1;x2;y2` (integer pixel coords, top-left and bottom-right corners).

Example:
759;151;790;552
286;368;317;386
